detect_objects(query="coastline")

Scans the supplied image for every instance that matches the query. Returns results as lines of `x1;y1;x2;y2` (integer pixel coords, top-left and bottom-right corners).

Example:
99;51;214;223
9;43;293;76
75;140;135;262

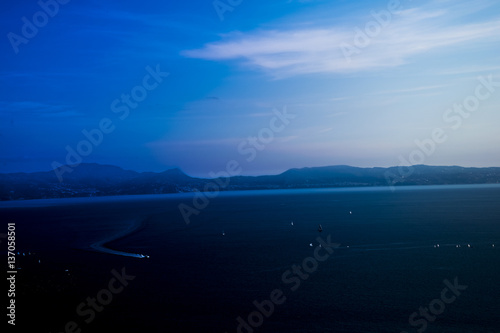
2;183;500;206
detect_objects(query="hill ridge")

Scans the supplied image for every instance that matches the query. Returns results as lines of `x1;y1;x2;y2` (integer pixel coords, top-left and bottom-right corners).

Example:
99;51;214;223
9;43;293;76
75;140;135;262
1;163;499;201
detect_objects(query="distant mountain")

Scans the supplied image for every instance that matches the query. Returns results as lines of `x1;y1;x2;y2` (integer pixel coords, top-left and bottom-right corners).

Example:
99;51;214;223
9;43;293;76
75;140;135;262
227;165;500;190
0;164;196;201
1;163;499;201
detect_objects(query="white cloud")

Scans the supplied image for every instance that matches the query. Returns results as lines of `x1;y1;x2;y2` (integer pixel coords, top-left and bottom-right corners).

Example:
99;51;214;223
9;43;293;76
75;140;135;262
183;2;500;78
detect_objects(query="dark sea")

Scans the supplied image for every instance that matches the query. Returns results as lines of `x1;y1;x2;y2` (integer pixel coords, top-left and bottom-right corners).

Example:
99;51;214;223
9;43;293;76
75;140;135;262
2;184;500;333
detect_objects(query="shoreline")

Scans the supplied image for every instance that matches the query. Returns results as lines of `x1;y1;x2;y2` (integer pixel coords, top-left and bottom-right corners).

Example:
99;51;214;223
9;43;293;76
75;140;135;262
89;217;149;259
2;183;500;206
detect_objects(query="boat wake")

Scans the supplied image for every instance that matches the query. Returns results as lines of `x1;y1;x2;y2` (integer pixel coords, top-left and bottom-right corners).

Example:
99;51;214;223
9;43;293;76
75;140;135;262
89;218;149;259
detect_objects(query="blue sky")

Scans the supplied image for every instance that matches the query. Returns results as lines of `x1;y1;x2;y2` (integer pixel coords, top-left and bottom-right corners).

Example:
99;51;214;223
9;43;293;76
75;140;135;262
1;0;500;176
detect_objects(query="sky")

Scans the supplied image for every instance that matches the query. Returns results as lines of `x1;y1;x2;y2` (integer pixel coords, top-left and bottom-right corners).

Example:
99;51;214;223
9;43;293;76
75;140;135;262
1;0;500;177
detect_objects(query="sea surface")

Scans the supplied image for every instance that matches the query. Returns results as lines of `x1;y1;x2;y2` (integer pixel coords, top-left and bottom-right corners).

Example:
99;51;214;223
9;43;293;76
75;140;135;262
2;184;500;333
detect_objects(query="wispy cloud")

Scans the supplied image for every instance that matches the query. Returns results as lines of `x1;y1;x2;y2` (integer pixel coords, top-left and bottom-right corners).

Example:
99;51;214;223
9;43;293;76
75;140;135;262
371;84;452;95
148;137;242;148
0;101;82;118
434;65;500;76
329;97;353;102
326;112;348;117
183;2;500;78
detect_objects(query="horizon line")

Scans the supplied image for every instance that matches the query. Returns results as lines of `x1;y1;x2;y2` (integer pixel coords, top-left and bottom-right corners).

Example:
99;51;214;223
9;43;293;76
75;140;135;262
3;162;500;179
